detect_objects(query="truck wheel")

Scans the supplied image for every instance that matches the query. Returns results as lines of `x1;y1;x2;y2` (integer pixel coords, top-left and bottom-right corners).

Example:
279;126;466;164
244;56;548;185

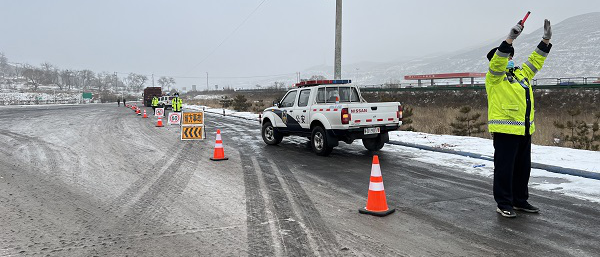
362;132;388;151
311;126;333;156
262;121;283;145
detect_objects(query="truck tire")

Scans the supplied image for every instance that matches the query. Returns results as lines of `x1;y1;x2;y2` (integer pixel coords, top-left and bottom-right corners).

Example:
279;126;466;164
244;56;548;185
362;132;388;151
262;121;283;145
311;126;333;156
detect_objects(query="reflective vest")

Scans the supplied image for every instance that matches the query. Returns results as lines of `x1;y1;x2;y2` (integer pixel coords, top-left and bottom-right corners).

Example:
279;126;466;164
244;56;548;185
485;41;551;136
151;97;159;107
172;97;182;111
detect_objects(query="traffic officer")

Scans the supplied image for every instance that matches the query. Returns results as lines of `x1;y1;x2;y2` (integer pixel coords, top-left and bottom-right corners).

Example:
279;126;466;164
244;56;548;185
486;19;552;218
151;95;159;112
172;93;182;112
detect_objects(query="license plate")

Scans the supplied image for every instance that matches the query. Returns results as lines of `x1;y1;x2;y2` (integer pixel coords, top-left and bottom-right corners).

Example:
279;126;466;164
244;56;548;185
364;127;380;135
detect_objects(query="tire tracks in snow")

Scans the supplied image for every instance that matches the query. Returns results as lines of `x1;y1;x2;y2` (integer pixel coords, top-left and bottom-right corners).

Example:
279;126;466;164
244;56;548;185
208;114;342;256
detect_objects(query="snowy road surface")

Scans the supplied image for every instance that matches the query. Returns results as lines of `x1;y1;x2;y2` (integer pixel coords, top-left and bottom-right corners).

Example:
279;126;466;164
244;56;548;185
1;104;599;256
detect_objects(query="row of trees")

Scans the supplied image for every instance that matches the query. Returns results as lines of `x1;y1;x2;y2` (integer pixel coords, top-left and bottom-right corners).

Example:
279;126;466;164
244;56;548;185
0;52;175;93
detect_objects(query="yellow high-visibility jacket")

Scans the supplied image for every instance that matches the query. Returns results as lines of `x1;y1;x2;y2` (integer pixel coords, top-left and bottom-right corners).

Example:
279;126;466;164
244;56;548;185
151;97;159;107
172;97;182;111
485;40;552;136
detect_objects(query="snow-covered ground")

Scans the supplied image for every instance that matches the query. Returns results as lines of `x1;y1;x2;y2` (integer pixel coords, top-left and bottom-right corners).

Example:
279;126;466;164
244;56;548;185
192;94;224;100
184;103;600;203
0;92;80;105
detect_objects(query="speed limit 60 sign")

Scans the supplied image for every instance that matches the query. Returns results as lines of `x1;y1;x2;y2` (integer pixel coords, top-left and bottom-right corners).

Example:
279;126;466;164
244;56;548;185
168;112;182;125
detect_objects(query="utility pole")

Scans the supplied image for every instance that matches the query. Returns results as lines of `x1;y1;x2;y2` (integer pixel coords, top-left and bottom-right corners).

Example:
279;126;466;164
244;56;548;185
334;0;342;79
114;72;118;92
152;74;155;87
206;72;209;91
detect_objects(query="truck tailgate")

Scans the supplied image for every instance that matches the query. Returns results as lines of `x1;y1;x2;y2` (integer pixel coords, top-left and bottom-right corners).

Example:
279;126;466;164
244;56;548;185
349;103;399;126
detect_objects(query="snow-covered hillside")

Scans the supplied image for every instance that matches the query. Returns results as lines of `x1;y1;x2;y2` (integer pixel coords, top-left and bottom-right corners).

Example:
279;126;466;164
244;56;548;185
302;12;600;85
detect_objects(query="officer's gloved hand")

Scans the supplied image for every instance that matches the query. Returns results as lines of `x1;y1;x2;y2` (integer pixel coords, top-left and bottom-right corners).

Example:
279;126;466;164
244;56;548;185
508;22;524;40
543;19;552;40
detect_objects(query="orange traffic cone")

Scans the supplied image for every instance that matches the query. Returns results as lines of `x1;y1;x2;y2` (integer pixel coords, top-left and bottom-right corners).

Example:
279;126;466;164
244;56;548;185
210;129;228;161
359;155;395;216
156;116;164;127
142;110;148;118
136;108;141;115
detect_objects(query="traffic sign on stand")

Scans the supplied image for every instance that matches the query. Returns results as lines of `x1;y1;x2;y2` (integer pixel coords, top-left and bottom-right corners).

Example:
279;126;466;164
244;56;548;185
181;126;204;140
168;112;182;125
183;112;204;125
155;107;165;117
181;110;205;140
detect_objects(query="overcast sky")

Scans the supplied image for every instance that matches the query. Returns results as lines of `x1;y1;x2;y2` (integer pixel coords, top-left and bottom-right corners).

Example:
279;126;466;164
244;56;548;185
1;0;599;89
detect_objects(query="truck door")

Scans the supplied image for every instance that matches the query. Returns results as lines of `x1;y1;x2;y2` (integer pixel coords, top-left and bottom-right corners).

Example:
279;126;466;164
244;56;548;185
277;90;300;132
293;89;312;131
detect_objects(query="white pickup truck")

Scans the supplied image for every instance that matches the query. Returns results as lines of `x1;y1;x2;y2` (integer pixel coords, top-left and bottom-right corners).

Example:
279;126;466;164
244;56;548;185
261;79;403;156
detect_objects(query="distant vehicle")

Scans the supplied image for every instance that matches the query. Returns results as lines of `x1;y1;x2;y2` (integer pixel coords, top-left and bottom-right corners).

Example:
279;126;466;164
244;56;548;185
158;96;175;109
261;79;403;156
143;87;161;107
593;80;600;84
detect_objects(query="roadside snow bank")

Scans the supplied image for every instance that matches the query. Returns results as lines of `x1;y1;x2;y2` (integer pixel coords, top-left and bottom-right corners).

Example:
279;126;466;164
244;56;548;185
388;131;599;174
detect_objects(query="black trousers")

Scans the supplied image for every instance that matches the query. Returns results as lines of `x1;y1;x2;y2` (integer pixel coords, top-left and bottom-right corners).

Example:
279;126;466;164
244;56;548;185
493;133;532;210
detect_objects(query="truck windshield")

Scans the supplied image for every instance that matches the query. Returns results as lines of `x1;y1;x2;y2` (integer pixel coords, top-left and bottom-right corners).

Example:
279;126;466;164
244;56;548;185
316;87;360;103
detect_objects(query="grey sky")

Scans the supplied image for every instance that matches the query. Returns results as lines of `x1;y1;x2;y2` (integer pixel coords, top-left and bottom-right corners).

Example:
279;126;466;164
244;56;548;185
1;0;599;89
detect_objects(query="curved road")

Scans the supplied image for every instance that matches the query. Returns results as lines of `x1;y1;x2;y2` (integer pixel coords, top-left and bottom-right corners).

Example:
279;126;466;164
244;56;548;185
0;104;598;256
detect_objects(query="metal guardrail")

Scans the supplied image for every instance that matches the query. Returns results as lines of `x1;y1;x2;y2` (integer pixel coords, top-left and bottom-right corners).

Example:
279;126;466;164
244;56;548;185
360;83;600;92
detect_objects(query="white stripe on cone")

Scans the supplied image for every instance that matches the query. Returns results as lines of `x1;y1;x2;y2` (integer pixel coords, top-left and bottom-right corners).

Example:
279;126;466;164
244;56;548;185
215;143;223;148
216;134;222;140
371;164;382;177
369;182;385;191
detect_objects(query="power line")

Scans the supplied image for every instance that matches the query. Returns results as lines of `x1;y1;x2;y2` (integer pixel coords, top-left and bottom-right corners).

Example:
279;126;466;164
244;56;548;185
181;0;269;76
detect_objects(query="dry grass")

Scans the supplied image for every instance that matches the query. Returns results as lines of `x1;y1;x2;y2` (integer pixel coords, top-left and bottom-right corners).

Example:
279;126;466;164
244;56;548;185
183;89;600;149
410;106;599;147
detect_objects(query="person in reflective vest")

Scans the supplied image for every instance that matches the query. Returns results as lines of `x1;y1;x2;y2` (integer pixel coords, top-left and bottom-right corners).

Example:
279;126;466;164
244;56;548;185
486;19;552;218
172;93;182;112
151;95;159;111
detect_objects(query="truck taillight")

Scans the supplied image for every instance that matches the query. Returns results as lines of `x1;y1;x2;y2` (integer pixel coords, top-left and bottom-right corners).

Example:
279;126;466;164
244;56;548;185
397;105;403;121
341;108;351;124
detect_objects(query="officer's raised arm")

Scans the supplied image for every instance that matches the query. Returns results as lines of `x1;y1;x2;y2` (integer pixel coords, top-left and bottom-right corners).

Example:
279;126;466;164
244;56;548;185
486;22;522;85
522;19;553;81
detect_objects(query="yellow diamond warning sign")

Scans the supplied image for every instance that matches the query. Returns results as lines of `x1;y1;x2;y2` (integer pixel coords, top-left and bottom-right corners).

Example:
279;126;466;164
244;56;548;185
181;125;204;140
183;112;204;125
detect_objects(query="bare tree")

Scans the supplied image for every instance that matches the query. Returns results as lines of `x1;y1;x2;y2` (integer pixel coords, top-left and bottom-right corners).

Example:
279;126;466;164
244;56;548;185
40;62;59;85
0;52;8;79
125;73;148;92
22;64;45;90
78;69;95;91
59;70;74;90
157;76;175;92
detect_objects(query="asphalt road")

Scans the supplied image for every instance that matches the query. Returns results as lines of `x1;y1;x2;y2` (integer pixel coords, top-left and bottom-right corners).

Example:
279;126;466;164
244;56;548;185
1;103;599;256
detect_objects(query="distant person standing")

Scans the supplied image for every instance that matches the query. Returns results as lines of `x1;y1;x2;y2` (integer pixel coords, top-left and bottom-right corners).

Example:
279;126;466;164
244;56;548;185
172;93;182;112
151;95;159;112
117;98;121;107
123;97;126;107
485;19;552;218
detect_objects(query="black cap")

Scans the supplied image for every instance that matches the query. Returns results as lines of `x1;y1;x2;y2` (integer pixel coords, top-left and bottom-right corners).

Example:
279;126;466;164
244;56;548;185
487;47;514;61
